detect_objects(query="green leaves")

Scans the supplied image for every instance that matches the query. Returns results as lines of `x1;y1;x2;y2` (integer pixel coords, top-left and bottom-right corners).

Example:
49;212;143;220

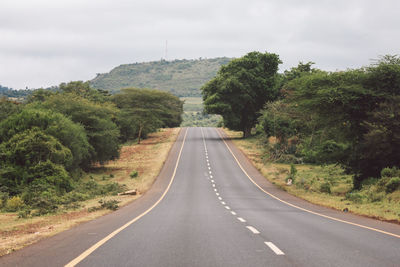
0;108;91;170
0;128;73;195
202;51;281;137
37;93;120;165
113;88;183;143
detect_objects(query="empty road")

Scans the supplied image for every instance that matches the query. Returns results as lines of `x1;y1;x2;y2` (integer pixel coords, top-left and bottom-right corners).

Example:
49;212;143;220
1;127;400;266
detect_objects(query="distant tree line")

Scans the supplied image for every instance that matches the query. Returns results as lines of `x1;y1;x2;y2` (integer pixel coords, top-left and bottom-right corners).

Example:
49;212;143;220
0;85;32;98
202;52;400;189
0;81;183;214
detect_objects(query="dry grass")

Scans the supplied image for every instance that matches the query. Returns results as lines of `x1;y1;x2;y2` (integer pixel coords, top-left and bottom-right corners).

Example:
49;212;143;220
0;128;180;256
223;128;400;223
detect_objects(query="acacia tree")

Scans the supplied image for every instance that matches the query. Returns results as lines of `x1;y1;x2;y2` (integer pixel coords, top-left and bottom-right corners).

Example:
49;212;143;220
113;88;183;143
201;51;281;138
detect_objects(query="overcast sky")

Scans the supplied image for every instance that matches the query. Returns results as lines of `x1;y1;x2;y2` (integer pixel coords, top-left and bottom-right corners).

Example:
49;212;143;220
1;0;399;89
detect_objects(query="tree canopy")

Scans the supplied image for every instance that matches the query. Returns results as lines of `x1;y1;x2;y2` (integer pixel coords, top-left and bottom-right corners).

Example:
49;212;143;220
112;88;183;143
258;55;400;188
202;51;281;137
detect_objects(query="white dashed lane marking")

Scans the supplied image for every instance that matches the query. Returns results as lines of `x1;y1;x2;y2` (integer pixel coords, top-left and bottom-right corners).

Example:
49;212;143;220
237;217;246;223
246;226;260;234
265;242;285;255
201;127;287;258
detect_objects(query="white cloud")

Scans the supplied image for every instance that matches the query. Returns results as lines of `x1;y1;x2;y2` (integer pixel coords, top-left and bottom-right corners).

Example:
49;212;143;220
1;0;399;89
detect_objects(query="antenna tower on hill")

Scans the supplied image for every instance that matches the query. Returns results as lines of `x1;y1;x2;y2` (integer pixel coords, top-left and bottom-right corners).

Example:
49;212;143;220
165;40;168;60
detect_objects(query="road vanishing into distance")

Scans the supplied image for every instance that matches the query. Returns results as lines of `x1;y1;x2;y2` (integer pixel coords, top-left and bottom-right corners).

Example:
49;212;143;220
1;127;400;267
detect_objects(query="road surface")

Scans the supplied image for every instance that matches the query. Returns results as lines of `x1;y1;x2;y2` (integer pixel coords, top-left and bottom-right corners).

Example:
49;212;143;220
1;127;400;266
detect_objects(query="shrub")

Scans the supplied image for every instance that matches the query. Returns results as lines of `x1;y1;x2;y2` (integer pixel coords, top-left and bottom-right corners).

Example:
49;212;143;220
320;182;331;194
100;199;119;210
385;177;400;193
88;199;119;212
381;167;399;178
30;191;59;215
0;191;9;209
345;192;364;203
366;191;384;202
130;171;138;178
59;192;90;204
361;177;379;187
77;180;124;197
18;209;31;219
5;196;25;212
285;164;297;183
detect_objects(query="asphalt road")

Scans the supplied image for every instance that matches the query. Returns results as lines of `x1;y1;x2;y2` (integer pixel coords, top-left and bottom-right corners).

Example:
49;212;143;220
1;127;400;266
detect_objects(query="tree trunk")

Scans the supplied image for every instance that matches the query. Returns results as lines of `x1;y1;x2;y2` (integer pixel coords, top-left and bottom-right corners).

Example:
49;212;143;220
137;125;143;144
243;127;251;138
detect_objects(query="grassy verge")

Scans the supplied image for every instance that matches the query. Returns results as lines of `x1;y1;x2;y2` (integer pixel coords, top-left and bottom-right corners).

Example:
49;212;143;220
0;128;179;256
223;128;400;223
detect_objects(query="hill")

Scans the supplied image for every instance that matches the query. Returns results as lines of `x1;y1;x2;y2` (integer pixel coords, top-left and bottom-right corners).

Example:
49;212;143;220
90;57;232;96
0;85;32;101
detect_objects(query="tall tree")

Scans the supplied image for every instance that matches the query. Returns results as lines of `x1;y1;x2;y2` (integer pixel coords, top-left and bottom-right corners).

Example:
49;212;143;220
113;88;183;143
202;51;281;138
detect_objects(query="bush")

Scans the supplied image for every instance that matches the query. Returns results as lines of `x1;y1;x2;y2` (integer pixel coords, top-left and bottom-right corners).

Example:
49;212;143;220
320;182;331;194
18;209;31;219
77;180;124;197
0;108;91;170
59;192;90;204
130;171;138;178
0;191;9;209
5;196;25;212
381;167;400;178
366;191;384;202
345;192;364;203
30;191;59;215
285;164;297;183
361;177;379;187
385;177;400;193
88;199;119;212
100;199;119;210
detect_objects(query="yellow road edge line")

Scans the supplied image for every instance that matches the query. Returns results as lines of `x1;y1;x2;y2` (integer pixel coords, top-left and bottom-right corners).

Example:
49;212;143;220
216;128;400;239
65;128;189;267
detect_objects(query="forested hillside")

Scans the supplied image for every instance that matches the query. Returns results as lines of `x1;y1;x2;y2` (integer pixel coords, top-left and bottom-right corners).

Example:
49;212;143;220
0;85;31;99
90;58;232;96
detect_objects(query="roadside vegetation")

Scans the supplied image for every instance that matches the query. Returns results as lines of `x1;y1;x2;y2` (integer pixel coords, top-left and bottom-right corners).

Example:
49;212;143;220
0;81;183;236
204;52;400;222
224;130;400;222
0;128;179;255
